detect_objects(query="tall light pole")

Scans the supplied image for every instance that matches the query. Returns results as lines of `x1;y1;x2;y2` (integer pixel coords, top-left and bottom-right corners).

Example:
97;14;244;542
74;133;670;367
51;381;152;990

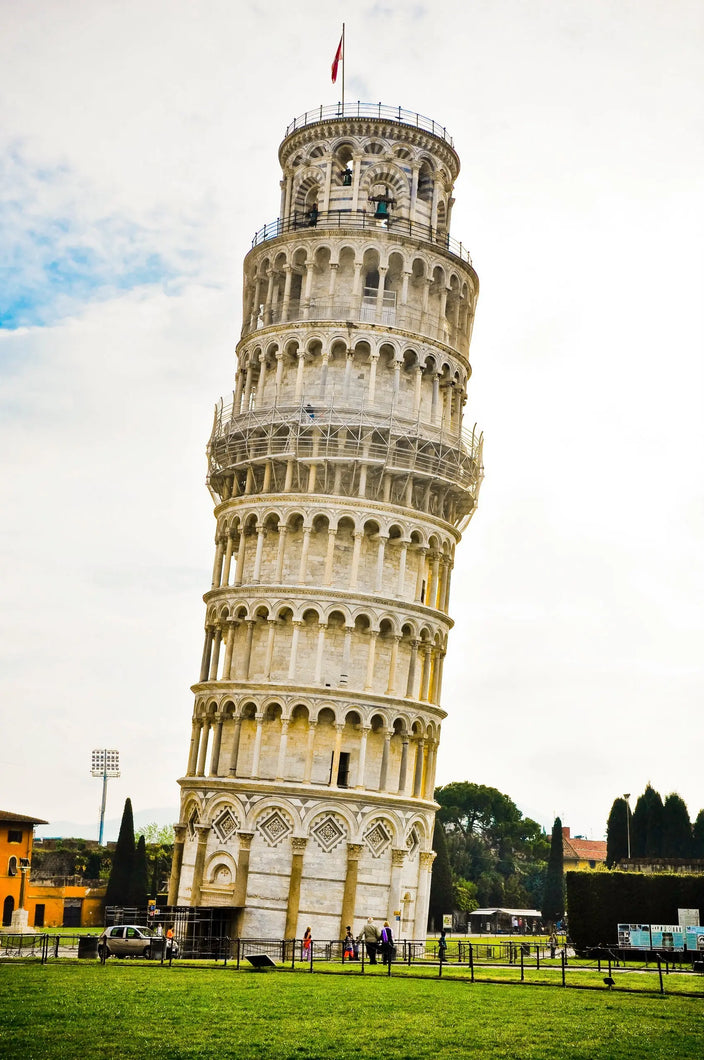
91;749;120;846
623;793;631;860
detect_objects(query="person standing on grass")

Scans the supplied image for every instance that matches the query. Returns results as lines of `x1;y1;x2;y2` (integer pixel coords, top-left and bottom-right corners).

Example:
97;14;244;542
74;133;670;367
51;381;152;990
302;927;312;957
343;926;355;961
380;921;394;965
358;918;381;964
438;928;448;963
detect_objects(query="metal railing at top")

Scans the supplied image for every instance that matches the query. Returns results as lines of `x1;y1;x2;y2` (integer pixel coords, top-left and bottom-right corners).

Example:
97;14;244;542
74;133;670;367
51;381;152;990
251;209;473;266
208;398;484;480
284;103;455;148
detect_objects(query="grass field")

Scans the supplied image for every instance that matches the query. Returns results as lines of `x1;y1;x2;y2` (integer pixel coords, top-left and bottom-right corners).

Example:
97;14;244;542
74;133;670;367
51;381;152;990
1;962;702;1059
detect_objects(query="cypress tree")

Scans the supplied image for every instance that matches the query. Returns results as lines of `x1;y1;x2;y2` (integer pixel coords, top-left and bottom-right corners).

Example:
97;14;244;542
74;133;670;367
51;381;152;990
631;785;664;857
605;798;629;867
692;810;704;858
661;793;692;858
130;834;150;909
105;798;136;906
428;820;454;931
541;817;565;926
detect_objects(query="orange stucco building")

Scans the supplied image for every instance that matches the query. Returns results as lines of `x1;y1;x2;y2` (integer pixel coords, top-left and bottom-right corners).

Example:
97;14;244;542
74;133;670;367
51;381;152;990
1;810;106;929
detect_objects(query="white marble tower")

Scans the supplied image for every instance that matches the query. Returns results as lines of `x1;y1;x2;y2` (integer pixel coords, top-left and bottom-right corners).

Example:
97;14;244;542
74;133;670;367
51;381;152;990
169;103;483;940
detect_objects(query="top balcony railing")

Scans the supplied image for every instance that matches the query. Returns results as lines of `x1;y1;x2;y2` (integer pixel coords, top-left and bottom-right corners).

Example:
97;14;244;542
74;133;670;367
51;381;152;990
251;208;473;266
284;103;455;147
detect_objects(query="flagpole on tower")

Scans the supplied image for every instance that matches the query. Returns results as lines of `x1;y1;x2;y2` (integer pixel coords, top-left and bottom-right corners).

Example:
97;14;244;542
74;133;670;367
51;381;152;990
332;25;345;111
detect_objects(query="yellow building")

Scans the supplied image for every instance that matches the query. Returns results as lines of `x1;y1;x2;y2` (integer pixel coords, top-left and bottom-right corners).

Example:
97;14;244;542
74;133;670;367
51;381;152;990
562;826;607;871
1;810;106;929
1;810;47;928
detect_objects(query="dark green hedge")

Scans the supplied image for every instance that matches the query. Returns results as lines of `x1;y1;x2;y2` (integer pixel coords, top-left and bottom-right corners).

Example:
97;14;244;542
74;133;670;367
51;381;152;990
566;871;704;949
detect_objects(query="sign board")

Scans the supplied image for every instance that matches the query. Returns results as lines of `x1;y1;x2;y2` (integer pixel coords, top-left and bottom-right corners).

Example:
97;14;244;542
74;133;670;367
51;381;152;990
684;926;704;952
618;924;651;949
678;909;700;928
650;924;685;951
442;914;452;930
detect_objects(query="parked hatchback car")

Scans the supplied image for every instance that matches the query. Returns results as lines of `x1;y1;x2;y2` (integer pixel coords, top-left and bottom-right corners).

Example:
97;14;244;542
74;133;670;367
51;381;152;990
98;925;179;960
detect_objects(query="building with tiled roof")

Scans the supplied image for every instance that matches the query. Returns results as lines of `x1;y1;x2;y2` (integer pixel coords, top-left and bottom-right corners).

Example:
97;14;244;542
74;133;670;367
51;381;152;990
562;826;607;870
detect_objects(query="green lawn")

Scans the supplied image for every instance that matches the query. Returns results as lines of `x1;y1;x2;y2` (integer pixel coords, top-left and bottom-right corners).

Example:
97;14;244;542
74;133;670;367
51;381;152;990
0;963;702;1059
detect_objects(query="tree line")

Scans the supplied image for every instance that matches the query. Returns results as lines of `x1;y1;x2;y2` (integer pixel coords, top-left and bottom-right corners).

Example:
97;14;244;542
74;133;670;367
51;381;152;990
606;785;704;866
428;781;554;927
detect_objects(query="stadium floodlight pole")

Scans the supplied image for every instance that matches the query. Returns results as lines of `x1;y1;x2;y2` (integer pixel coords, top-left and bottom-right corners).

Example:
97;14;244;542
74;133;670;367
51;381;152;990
623;793;631;860
91;749;120;846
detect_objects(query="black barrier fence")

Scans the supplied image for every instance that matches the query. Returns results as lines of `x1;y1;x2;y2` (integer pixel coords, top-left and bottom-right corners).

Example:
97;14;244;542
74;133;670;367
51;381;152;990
3;933;704;996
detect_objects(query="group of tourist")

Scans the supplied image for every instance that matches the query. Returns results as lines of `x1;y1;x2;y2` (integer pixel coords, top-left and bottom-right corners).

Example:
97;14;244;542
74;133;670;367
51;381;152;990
356;917;396;965
301;918;396;965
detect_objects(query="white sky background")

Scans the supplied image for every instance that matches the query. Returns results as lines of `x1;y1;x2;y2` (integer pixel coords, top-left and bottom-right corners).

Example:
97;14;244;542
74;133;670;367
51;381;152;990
1;0;702;841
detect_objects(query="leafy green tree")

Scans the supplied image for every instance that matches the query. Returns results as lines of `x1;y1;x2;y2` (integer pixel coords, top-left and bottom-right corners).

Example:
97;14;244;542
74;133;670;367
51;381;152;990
105;798;135;906
428;819;454;930
134;823;175;897
631;784;664;857
541;817;565;926
691;810;704;858
453;877;478;915
84;850;105;879
435;781;549;908
135;823;175;845
661;793;692;858
606;797;629;867
130;834;150;909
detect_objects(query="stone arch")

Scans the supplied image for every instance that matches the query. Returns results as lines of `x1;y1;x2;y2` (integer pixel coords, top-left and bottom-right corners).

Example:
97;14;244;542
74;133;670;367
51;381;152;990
293;168;324;213
204;851;238;888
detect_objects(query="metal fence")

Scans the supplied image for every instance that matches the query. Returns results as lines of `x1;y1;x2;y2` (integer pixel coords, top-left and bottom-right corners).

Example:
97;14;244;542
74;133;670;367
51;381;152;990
3;933;703;996
284;103;455;147
250;209;473;266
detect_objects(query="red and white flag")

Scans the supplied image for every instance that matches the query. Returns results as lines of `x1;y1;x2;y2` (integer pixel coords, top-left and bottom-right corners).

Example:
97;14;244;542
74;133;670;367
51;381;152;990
331;35;343;83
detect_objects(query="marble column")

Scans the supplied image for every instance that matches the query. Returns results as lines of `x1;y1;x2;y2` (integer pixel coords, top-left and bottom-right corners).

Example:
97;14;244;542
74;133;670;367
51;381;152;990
284;836;308;940
166;824;187;905
339;843;363;938
190;824;212;905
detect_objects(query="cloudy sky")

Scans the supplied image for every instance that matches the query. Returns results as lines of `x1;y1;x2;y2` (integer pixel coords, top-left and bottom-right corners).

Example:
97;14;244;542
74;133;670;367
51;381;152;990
1;1;702;842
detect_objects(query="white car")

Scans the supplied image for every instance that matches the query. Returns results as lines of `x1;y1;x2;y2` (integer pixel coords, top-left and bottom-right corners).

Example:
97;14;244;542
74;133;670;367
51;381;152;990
97;925;178;959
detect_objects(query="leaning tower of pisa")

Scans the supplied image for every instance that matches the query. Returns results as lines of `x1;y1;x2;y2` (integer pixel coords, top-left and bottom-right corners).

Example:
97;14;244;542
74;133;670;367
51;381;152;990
168;103;483;940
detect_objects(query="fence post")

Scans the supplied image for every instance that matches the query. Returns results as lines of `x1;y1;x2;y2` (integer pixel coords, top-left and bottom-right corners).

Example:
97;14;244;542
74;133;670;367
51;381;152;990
236;937;241;971
520;945;524;982
469;942;474;983
309;941;314;972
657;956;664;995
561;949;566;987
536;945;540;971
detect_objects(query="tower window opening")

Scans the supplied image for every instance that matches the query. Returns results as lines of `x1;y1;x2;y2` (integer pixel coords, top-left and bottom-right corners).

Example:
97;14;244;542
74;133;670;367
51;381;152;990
337;752;351;788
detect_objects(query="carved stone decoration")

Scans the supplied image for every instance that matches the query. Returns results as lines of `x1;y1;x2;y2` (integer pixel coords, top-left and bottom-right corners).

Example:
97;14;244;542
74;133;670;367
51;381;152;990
257;809;293;847
364;820;392;858
213;808;240;842
311;813;347;853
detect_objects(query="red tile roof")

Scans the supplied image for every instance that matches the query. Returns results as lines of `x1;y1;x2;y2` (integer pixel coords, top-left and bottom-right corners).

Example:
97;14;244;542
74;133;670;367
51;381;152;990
563;835;607;862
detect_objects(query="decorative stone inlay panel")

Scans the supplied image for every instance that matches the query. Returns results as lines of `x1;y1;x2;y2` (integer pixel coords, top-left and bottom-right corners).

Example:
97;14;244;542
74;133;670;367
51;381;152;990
187;809;199;838
364;819;392;858
257;808;293;847
406;826;420;860
311;813;347;852
213;808;239;842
